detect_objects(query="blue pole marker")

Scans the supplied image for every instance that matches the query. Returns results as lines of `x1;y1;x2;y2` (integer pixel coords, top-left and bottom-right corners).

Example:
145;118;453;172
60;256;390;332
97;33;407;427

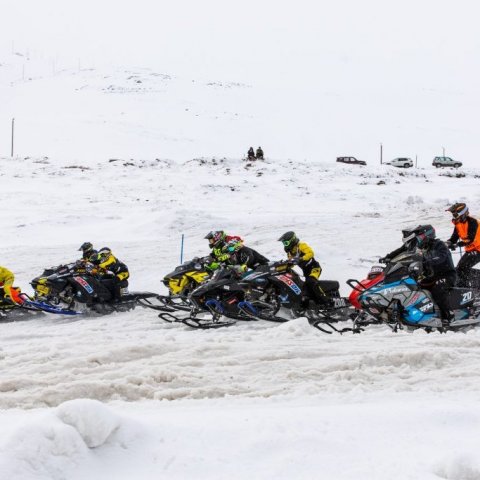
180;234;185;263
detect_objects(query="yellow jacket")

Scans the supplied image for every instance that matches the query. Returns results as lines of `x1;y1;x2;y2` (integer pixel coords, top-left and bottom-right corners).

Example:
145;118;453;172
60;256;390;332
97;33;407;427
287;241;314;262
0;266;15;296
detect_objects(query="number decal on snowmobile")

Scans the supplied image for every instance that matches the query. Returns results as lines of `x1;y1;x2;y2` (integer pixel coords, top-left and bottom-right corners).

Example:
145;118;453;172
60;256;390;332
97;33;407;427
462;291;473;304
278;275;302;295
73;276;94;294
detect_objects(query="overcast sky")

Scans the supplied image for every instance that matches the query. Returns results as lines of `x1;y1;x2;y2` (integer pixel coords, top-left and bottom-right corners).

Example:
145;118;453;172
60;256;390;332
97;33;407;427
2;0;480;162
4;0;479;86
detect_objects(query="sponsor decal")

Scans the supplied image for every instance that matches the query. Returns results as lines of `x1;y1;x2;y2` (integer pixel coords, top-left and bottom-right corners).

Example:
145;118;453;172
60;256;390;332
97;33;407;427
278;275;302;295
73;276;94;294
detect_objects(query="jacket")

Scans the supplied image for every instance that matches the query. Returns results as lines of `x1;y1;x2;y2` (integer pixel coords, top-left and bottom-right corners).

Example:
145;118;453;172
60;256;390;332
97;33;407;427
285;241;321;278
228;246;269;271
0;266;14;297
97;254;129;281
422;239;456;282
449;217;480;252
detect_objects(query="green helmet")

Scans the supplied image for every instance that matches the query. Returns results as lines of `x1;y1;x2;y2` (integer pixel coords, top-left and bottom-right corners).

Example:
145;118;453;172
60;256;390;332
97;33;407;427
278;231;298;251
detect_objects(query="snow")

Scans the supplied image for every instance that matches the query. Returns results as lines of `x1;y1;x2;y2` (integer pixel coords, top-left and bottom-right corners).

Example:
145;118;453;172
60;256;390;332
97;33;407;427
1;152;480;477
2;3;480;476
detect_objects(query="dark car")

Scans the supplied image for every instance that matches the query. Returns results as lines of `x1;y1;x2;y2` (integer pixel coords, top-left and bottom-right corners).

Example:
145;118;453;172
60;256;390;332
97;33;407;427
336;156;367;166
432;156;462;168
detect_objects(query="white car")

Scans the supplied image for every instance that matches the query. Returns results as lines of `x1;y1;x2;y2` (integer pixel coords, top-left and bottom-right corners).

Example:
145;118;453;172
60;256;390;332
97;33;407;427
386;157;414;168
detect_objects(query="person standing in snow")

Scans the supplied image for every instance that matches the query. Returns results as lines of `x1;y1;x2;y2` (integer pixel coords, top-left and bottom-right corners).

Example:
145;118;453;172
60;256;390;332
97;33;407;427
277;231;329;310
256;146;264;160
247;147;255;160
445;203;480;287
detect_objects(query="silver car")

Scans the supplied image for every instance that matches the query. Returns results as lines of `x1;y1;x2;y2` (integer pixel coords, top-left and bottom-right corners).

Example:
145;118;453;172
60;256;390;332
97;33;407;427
432;156;462;168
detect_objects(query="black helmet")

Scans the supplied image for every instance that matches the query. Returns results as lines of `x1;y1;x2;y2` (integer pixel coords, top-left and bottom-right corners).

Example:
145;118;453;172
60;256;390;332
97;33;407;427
204;231;226;249
278;231;298;251
407;225;436;249
447;202;468;224
79;242;93;253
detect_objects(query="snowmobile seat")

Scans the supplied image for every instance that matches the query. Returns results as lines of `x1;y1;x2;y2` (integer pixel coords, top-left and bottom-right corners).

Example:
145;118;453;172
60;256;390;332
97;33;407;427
317;280;340;294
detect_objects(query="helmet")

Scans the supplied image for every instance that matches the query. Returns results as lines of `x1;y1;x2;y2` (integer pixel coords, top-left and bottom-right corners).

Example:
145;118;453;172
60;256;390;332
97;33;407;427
79;242;93;254
87;249;98;263
447;202;469;224
278;231;299;251
97;247;112;263
204;231;226;249
222;239;243;254
412;225;436;249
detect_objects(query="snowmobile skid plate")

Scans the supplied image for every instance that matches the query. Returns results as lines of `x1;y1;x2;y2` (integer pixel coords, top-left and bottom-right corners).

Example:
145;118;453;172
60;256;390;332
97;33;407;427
22;299;80;315
237;301;287;323
158;311;237;329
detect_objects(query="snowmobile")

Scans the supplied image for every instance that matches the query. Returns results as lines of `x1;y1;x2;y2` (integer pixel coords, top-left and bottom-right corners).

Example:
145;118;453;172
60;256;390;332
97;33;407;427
31;262;160;315
0;288;45;322
158;266;277;329
157;256;212;312
159;261;353;331
347;251;480;332
239;261;354;333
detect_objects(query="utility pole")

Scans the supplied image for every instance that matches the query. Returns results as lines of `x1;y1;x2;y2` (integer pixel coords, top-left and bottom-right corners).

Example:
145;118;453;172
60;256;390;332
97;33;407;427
442;146;445;157
11;118;15;157
380;143;383;164
415;154;418;168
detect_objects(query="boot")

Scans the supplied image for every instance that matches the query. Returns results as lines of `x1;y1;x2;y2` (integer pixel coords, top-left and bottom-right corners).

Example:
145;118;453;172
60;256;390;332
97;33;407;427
441;311;455;327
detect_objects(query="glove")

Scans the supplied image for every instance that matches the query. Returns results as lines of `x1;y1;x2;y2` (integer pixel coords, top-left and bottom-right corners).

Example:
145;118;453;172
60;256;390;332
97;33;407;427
445;241;457;251
457;241;467;248
288;257;300;266
379;256;389;264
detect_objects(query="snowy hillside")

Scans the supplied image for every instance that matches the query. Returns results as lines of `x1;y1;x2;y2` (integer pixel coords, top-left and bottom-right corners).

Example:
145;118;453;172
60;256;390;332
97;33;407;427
1;156;480;479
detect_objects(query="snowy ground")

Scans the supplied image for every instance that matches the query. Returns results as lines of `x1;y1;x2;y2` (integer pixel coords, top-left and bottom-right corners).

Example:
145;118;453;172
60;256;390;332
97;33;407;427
1;153;480;479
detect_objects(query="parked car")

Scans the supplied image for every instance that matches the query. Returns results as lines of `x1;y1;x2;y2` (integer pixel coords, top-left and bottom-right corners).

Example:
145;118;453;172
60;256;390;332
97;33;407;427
385;157;414;168
336;156;366;166
432;156;462;168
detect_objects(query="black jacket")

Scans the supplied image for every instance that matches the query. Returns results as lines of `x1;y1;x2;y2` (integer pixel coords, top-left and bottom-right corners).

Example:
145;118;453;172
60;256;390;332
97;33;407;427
229;246;269;270
422;239;455;282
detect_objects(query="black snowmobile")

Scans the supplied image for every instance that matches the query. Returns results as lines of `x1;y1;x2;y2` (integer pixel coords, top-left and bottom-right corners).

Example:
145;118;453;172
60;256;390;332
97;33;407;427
158;266;279;329
31;262;160;315
243;260;355;333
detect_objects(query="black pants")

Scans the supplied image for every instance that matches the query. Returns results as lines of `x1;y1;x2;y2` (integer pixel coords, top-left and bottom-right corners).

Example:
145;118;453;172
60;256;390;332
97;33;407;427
303;276;330;307
101;278;129;300
425;273;456;319
457;251;480;287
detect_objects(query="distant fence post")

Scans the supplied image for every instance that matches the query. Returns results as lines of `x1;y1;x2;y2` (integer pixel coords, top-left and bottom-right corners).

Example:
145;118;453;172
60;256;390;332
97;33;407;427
380;143;383;164
180;234;185;263
11;118;15;157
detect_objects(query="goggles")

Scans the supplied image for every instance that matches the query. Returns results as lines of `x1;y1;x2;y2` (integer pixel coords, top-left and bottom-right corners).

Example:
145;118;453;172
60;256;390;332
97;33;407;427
282;239;293;247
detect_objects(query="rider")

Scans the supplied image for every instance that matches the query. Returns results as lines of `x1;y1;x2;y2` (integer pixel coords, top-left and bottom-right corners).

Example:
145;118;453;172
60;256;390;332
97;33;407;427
204;231;242;270
277;231;329;309
412;225;456;324
445;203;480;287
222;239;269;274
379;226;420;263
92;247;130;301
79;242;95;262
0;266;22;305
